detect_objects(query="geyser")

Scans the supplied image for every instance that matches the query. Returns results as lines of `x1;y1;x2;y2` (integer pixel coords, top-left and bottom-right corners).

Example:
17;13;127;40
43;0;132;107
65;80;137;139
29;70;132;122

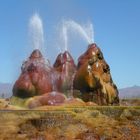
53;51;76;95
73;43;119;105
13;43;119;106
12;16;119;107
13;49;53;98
61;20;94;52
29;13;44;50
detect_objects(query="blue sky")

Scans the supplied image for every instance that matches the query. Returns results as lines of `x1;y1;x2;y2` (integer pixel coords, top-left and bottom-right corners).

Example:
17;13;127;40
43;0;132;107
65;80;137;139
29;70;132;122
0;0;140;88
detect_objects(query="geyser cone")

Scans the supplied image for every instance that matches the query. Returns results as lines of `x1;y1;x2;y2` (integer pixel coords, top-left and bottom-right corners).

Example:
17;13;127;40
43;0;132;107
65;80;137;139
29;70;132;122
13;49;53;98
53;51;76;93
29;49;43;59
77;43;103;68
87;43;103;59
74;43;119;105
54;51;76;71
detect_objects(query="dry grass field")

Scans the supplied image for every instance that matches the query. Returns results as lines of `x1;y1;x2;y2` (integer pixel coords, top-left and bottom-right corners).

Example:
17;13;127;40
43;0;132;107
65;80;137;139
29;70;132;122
0;98;140;140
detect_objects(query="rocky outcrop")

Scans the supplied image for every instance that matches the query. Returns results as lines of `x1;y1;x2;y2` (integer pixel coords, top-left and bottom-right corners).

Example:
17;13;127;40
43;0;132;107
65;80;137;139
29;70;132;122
53;51;76;93
27;91;67;108
27;93;87;109
13;49;53;98
12;44;119;106
73;43;119;105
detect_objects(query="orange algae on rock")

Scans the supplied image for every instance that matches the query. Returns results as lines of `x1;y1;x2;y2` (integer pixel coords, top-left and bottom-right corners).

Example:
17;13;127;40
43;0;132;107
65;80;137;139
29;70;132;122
74;43;119;105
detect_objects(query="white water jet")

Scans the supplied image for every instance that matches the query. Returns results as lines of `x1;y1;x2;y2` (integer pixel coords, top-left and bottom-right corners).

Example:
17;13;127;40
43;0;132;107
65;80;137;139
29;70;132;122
29;13;44;50
85;22;94;43
62;23;68;51
61;19;94;52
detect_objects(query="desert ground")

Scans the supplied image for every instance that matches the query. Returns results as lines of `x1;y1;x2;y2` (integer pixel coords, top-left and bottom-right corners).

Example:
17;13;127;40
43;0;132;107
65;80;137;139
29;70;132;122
0;98;140;140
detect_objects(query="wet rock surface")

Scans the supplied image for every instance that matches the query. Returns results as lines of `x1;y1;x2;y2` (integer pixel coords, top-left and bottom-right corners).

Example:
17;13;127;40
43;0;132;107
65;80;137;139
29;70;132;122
13;49;53;98
73;43;119;105
27;92;67;109
12;43;119;106
53;51;76;92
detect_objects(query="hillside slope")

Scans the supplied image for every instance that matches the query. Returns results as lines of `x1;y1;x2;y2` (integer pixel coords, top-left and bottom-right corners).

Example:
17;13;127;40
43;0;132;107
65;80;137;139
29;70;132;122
119;85;140;99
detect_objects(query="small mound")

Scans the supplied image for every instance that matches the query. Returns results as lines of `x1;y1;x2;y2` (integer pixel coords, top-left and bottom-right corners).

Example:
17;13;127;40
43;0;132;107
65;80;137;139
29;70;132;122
27;91;67;109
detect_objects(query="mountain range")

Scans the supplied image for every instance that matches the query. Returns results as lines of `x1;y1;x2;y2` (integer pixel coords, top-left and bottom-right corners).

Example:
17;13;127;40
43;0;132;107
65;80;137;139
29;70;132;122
0;83;140;99
0;83;13;98
119;85;140;99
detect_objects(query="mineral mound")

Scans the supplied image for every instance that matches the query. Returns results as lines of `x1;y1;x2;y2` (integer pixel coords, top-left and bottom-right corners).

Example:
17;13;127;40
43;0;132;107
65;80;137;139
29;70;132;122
73;43;119;105
13;49;53;98
53;51;76;92
13;43;119;106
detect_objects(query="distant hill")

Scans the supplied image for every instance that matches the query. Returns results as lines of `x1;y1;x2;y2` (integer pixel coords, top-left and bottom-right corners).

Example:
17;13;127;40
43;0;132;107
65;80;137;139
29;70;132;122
0;83;13;98
119;85;140;99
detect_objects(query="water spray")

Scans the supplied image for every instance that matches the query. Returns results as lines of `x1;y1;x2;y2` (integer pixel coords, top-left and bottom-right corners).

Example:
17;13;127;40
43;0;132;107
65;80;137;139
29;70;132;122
29;13;44;50
60;19;94;52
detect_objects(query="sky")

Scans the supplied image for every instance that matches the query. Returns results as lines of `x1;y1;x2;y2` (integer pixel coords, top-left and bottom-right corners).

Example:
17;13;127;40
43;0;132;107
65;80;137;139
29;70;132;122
0;0;140;88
